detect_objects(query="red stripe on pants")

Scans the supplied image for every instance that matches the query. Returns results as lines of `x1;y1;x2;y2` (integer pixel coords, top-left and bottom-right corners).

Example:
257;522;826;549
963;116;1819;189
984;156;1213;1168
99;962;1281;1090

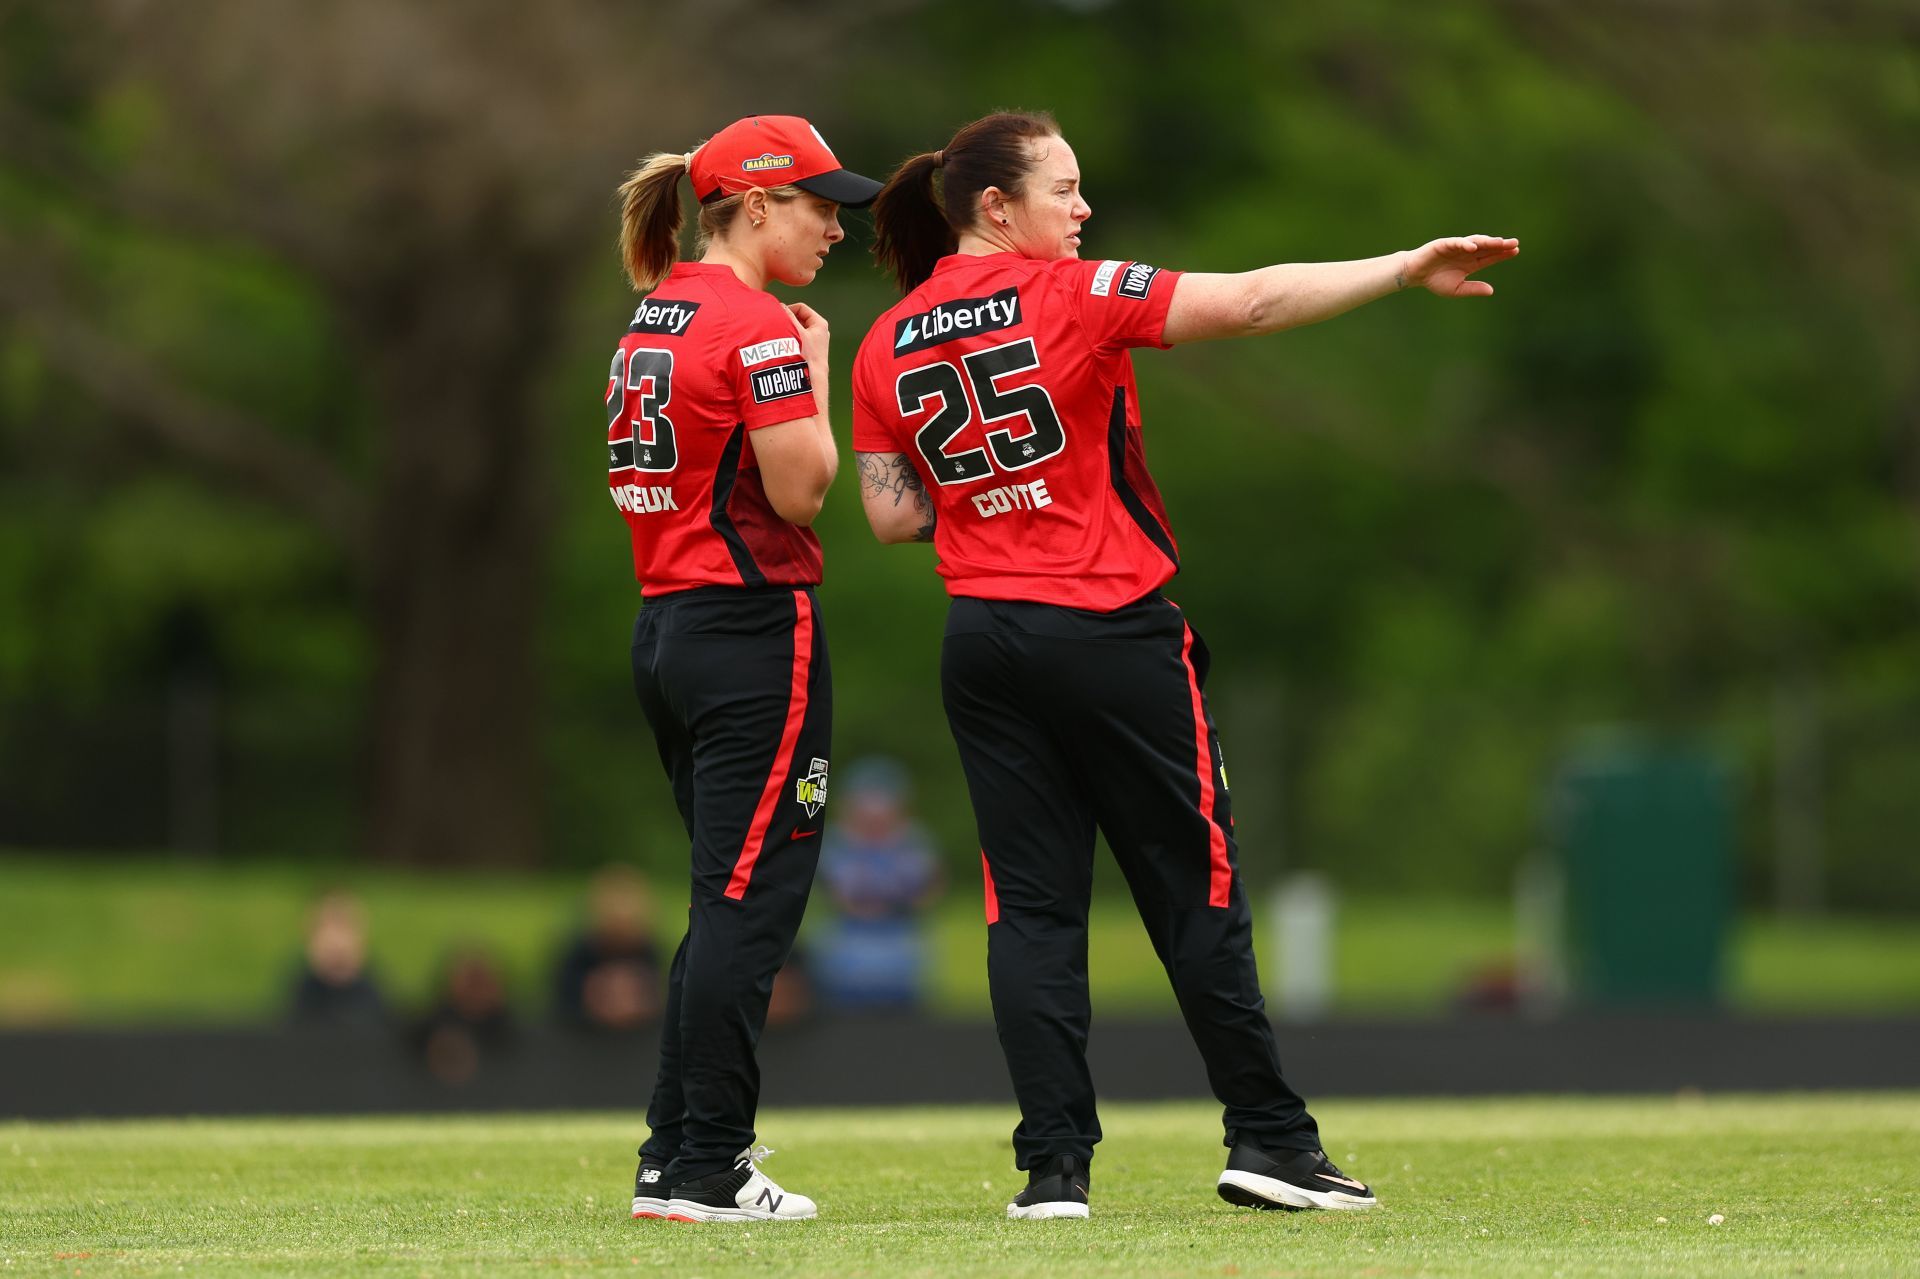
980;850;1000;924
726;590;813;900
1180;623;1232;908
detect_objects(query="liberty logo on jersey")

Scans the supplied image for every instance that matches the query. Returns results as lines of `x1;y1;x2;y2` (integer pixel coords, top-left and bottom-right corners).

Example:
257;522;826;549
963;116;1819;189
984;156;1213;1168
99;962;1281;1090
795;757;829;818
893;288;1022;355
629;299;701;336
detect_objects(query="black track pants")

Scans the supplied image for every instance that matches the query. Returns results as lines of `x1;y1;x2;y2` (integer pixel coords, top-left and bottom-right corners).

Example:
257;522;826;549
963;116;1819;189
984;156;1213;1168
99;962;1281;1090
630;585;831;1183
941;592;1320;1170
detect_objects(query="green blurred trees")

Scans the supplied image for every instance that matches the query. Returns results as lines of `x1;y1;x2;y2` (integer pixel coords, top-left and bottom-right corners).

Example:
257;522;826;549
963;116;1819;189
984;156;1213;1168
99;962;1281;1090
2;0;1916;907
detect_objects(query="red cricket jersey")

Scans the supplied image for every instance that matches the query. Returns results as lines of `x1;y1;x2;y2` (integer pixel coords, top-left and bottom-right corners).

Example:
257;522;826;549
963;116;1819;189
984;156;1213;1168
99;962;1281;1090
605;262;823;596
851;254;1183;611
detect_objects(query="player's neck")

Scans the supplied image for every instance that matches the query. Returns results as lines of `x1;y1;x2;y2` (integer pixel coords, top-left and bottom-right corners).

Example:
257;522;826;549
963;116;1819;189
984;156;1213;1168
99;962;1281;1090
955;228;1018;258
695;249;762;292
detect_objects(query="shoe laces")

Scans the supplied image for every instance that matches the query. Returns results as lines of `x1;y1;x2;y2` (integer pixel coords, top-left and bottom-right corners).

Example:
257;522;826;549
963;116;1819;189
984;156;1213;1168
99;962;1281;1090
740;1144;777;1169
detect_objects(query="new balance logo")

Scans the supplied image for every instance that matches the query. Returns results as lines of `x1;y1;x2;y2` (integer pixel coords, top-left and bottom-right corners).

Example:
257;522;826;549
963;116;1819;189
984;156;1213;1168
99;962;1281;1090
638;1169;662;1184
893;288;1021;355
756;1187;784;1212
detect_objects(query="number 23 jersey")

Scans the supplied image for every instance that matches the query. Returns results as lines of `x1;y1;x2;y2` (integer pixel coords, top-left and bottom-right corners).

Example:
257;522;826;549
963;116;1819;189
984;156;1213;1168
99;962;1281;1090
851;253;1183;612
605;262;823;596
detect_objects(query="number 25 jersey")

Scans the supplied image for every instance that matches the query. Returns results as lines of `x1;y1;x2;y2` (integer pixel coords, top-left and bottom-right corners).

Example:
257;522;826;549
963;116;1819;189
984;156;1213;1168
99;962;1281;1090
605;262;823;596
851;253;1183;612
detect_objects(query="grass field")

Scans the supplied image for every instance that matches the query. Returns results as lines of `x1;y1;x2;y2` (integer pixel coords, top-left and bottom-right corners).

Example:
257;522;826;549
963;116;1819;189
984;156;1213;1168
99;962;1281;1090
4;853;1919;1025
3;1095;1914;1276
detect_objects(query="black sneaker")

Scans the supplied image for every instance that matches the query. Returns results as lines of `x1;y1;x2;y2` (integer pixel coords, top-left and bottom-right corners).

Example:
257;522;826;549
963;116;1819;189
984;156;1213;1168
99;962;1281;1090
1006;1154;1090;1220
631;1155;671;1219
665;1145;817;1222
1217;1144;1376;1211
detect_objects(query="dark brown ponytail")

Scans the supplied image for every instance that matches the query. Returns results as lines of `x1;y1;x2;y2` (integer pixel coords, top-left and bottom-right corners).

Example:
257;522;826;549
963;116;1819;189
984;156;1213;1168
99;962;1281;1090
871;110;1061;294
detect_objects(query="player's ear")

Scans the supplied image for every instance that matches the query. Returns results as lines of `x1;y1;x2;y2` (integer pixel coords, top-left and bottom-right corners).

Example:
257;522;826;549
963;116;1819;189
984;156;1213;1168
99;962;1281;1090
742;187;770;228
979;185;1011;229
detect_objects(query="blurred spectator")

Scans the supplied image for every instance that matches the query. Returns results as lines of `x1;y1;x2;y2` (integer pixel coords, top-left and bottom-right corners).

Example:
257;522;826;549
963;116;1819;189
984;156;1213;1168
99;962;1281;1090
553;864;663;1031
415;944;516;1085
288;890;387;1026
813;758;944;1010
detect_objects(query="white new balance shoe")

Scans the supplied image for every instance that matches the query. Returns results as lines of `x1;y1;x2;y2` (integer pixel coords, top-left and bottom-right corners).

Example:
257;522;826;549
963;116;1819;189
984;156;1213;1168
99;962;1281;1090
665;1145;817;1223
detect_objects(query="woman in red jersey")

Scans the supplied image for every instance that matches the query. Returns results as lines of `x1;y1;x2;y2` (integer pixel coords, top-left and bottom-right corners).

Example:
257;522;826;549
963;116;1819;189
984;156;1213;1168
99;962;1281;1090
851;111;1516;1220
607;114;879;1225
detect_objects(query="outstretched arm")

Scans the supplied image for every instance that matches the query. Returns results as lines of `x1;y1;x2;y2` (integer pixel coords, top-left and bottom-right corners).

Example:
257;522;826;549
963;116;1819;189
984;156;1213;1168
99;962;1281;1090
856;451;936;544
1160;235;1519;346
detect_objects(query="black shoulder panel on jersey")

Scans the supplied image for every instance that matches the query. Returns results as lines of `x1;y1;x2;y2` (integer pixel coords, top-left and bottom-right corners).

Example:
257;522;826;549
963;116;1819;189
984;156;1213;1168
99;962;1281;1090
1106;386;1179;569
708;424;768;586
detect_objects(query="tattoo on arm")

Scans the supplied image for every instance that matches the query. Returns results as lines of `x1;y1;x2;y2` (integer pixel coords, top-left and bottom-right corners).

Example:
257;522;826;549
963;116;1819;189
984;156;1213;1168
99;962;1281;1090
858;452;937;542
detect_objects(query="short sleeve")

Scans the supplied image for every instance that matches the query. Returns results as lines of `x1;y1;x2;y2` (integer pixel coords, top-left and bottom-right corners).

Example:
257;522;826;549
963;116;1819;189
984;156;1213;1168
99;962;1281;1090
850;327;902;453
1053;257;1183;354
728;300;818;431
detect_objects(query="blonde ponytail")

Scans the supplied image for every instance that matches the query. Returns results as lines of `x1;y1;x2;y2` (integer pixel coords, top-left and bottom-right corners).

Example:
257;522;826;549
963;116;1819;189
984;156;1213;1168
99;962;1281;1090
617;152;690;293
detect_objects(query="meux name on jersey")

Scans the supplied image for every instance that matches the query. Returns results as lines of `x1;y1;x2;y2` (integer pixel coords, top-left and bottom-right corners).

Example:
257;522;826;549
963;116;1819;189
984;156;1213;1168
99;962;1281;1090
893;287;1022;356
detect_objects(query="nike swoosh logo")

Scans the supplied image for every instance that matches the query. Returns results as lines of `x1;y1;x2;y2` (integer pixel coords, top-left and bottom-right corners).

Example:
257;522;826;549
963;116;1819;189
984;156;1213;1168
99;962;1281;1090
790;828;819;841
1318;1173;1368;1191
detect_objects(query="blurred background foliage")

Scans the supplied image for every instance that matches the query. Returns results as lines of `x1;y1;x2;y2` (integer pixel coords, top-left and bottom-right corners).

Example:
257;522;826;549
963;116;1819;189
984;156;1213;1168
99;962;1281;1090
1;0;1916;917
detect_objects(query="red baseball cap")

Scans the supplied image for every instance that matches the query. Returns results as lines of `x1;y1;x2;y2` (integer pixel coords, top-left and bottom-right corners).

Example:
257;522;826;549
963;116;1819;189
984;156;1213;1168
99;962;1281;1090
688;115;882;209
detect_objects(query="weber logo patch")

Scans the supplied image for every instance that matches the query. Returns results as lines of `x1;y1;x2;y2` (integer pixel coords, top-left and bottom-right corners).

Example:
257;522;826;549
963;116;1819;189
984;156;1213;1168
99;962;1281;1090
751;360;812;404
893;288;1021;356
1089;260;1123;297
738;336;802;368
629;298;701;336
1116;262;1160;300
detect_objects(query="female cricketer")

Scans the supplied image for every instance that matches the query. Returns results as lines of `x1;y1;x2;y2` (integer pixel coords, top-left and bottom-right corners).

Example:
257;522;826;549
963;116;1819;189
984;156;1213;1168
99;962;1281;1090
606;114;879;1224
851;110;1517;1219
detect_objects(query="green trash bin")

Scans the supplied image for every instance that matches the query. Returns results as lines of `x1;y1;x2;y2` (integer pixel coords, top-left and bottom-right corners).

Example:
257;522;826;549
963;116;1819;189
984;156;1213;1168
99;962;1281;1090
1550;737;1734;1007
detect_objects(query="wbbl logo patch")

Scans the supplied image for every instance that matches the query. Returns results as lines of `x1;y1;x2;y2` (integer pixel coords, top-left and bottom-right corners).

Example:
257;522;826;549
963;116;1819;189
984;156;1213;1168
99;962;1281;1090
1116;262;1160;300
795;757;829;818
893;288;1021;356
751;360;812;404
629;298;701;336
